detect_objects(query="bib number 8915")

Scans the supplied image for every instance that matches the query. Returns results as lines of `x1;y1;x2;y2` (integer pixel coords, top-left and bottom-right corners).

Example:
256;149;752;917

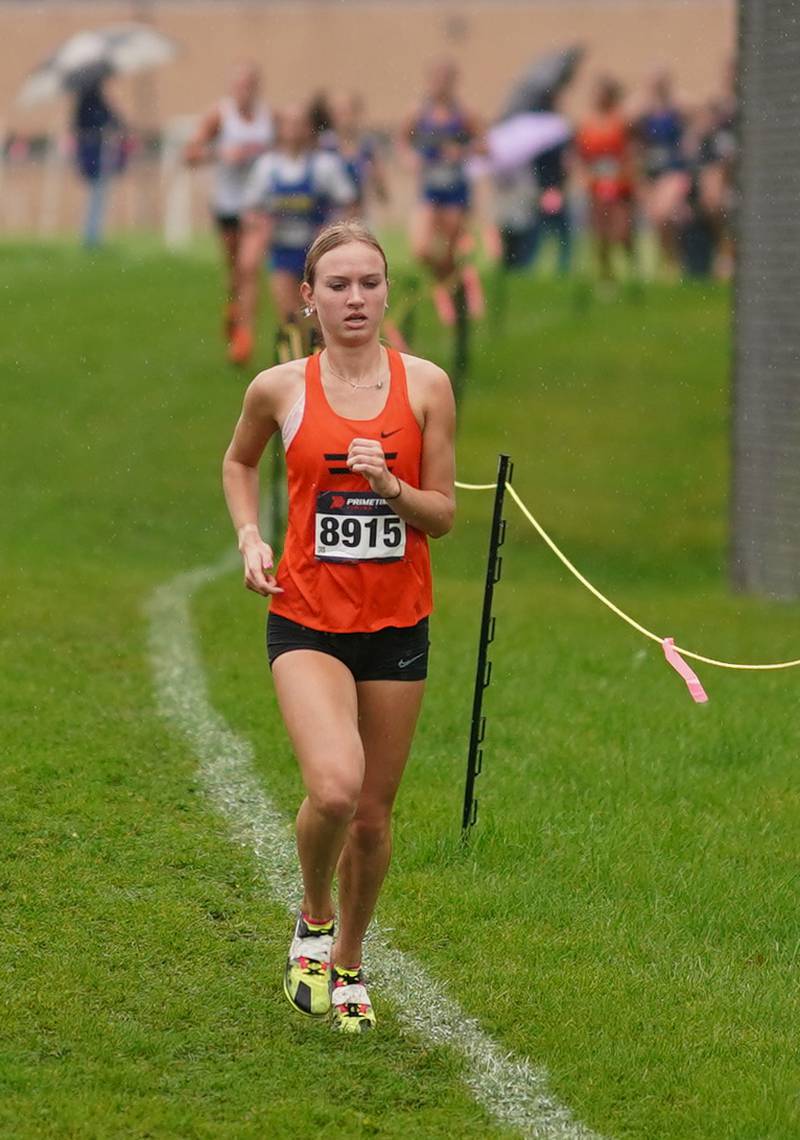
315;513;405;561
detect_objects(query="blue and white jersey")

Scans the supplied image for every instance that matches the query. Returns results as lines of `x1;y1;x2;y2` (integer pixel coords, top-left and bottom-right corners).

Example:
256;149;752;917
637;108;686;178
243;148;356;249
411;101;473;201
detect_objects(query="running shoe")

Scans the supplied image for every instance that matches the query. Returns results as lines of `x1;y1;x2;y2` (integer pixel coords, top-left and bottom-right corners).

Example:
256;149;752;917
283;912;334;1018
228;324;254;366
330;964;376;1033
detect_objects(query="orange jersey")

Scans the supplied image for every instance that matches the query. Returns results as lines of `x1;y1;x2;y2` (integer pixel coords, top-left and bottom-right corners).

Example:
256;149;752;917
577;114;633;200
271;348;433;633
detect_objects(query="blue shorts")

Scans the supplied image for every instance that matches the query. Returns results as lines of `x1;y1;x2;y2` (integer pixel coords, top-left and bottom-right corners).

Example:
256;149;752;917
422;186;471;209
269;246;307;276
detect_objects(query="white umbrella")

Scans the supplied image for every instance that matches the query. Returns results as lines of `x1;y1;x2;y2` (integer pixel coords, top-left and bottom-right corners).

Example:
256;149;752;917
467;113;572;179
16;23;178;107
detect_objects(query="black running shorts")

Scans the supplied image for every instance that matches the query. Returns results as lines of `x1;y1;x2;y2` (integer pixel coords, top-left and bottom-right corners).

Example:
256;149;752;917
213;212;241;232
267;612;429;681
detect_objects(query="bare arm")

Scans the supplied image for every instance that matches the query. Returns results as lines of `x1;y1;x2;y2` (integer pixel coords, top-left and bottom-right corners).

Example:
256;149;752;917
346;365;456;539
222;372;284;595
184;107;222;166
465;108;489;158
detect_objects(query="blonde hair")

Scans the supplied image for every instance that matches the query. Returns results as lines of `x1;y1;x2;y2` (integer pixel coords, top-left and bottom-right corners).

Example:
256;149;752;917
303;220;389;288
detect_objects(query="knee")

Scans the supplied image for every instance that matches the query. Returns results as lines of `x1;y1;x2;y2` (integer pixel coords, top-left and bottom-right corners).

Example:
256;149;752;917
348;811;392;851
309;783;361;825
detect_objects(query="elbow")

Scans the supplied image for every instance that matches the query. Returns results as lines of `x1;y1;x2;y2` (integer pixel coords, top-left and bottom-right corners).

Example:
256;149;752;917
429;503;455;539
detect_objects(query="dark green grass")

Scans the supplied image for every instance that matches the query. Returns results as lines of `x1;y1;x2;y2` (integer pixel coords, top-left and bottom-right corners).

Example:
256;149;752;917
2;239;799;1139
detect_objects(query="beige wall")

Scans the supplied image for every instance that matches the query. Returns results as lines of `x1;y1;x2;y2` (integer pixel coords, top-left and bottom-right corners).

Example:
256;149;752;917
3;1;736;134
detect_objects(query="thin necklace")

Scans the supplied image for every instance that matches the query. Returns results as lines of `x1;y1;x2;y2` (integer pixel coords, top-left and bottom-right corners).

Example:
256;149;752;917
324;350;385;390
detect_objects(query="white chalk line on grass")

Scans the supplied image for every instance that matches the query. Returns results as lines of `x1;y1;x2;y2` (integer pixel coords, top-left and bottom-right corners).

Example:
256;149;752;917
145;554;607;1140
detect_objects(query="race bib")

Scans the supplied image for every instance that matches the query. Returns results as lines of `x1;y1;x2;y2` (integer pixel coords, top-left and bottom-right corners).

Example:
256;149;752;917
424;160;464;191
315;491;406;563
273;216;315;248
591;156;621;179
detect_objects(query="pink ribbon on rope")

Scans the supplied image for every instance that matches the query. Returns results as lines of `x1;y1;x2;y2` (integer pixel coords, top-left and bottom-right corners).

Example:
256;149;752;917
662;637;709;703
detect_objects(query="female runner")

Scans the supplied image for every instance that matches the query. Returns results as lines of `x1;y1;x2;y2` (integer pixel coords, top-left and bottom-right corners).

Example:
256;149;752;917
222;220;456;1032
635;69;691;276
400;58;486;326
184;62;273;346
576;76;637;283
231;104;356;366
320;92;388;212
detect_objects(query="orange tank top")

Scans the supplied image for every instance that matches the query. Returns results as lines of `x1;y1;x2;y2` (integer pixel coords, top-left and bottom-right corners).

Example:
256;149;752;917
270;348;433;633
577;114;632;197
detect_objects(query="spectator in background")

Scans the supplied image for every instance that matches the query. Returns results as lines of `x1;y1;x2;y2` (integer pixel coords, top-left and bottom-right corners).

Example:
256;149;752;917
635;69;691;277
529;134;573;275
72;79;128;248
184;62;273;347
576;77;636;283
492;163;539;271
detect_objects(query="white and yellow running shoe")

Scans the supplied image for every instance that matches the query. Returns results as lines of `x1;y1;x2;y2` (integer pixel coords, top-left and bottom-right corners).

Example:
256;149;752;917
330;965;376;1033
283;912;334;1018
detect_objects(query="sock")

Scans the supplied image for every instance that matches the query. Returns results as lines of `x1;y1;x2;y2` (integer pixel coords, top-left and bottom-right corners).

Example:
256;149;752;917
302;912;334;931
333;963;361;976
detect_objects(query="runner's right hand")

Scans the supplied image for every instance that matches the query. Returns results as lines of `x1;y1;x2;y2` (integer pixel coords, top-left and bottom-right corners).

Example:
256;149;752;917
239;535;284;596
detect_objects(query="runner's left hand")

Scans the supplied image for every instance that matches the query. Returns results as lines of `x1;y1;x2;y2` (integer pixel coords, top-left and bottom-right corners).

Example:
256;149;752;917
346;438;396;498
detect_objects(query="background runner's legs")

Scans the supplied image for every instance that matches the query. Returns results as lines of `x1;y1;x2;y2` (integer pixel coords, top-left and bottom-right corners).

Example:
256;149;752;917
269;269;303;326
219;225;240;301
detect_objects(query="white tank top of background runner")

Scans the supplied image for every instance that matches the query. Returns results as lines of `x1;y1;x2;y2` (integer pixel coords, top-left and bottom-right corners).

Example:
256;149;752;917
212;98;273;216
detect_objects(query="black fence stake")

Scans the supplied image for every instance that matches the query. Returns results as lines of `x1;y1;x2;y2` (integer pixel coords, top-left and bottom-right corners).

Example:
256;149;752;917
461;453;511;838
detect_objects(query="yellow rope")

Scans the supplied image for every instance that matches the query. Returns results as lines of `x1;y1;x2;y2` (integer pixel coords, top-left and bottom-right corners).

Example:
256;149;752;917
454;478;800;672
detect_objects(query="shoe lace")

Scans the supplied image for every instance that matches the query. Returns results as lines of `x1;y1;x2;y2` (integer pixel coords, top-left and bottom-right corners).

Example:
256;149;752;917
296;933;332;965
333;981;370;1010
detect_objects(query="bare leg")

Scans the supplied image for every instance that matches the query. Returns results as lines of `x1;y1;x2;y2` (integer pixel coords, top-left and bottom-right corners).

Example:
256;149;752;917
411;202;441;274
269;270;303;326
219;226;240;302
332;679;425;967
272;650;365;921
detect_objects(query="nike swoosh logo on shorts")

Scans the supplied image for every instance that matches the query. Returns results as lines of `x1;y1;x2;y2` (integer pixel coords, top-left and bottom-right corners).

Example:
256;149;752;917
398;651;425;669
380;428;402;439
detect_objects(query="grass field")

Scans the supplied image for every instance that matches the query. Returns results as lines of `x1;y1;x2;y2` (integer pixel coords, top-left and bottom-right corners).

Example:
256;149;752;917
2;240;799;1139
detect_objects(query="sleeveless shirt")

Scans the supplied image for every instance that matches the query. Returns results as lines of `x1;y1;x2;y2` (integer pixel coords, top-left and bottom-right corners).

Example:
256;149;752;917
270;349;433;633
212;98;273;216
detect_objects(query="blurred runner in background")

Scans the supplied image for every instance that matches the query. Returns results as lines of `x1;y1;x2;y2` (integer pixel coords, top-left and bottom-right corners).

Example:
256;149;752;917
400;59;487;325
696;59;737;279
232;104;357;366
320;93;388;213
635;69;691;277
185;62;273;346
576;76;636;283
